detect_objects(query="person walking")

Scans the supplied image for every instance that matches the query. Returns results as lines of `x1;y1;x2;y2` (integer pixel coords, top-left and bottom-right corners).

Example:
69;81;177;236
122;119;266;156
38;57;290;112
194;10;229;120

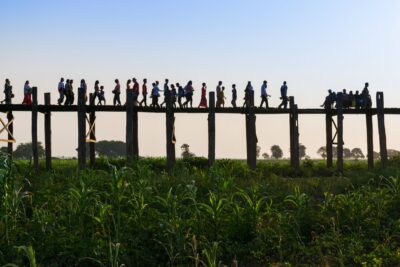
220;86;226;107
93;80;100;104
171;84;177;108
150;82;160;108
361;82;371;108
22;80;32;105
80;79;88;103
139;78;148;106
2;79;13;104
183;81;194;108
132;78;139;106
112;79;121;106
177;83;184;108
260;80;269;108
243;81;253;107
160;79;170;107
57;78;65;105
278;81;288;109
216;81;223;107
231;84;237;107
198;82;207;108
98;86;106;105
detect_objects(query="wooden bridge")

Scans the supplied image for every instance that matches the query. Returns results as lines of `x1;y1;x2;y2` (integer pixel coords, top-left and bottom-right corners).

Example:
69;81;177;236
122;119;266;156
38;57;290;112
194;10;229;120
1;87;392;173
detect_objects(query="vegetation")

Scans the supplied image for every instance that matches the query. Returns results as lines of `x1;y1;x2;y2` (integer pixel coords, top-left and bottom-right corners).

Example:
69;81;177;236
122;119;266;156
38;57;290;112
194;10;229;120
1;156;400;266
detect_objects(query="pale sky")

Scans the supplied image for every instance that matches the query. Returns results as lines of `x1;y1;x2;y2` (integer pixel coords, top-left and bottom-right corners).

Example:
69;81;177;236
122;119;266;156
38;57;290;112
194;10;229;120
1;0;400;159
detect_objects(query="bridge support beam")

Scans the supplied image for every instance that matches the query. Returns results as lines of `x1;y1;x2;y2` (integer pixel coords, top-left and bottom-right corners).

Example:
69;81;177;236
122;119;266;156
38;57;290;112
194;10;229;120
325;105;333;167
377;92;388;167
77;87;86;170
336;93;344;173
166;90;175;173
366;110;374;169
89;93;96;167
208;92;215;167
289;97;300;169
32;87;39;171
44;93;52;170
126;90;134;164
246;90;257;169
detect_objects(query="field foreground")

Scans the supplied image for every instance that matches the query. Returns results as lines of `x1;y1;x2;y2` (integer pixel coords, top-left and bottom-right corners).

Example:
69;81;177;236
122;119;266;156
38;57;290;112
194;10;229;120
1;157;400;266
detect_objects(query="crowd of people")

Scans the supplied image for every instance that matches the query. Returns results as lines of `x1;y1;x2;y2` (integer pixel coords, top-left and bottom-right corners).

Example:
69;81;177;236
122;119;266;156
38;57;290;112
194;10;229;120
2;78;373;109
321;83;372;109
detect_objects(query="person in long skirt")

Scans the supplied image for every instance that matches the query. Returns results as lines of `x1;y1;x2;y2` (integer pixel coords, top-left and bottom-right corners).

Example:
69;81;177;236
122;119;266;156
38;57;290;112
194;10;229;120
198;82;207;108
22;80;32;105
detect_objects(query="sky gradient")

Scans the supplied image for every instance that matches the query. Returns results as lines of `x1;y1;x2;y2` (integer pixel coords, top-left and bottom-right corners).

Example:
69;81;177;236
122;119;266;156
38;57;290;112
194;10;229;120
1;0;400;158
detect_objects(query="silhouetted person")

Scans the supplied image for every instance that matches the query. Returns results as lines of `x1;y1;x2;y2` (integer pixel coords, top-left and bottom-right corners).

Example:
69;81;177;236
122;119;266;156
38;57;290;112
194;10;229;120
125;79;131;105
132;78;139;106
177;83;184;108
231;84;237;107
198;82;207;108
160;79;170;107
113;79;121;106
220;86;226;107
94;80;100;103
321;89;335;109
342;89;349;109
22;80;32;105
361;82;371;108
355;90;361;109
243;81;253;107
278;81;288;109
183;81;194;108
98;86;106;105
2;79;13;104
80;79;88;103
171;84;177;108
216;81;223;107
260;80;269;108
69;80;75;105
150;82;160;108
139;78;148;106
349;90;355;108
57;78;65;105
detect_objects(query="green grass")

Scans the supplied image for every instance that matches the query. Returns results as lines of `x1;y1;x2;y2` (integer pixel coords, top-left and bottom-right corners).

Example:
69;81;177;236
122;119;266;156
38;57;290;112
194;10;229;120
1;157;400;266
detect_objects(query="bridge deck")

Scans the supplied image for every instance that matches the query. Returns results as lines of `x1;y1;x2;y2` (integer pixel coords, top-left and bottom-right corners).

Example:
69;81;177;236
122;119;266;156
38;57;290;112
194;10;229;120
1;104;400;114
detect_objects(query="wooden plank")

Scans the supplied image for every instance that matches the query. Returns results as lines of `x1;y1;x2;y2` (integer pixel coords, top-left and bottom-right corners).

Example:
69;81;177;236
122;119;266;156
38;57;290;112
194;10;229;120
208;92;215;167
126;90;134;164
325;105;333;167
165;90;175;173
336;93;344;172
89;93;96;167
31;87;39;171
246;90;257;169
44;93;51;170
77;87;86;170
376;92;388;167
366;110;374;169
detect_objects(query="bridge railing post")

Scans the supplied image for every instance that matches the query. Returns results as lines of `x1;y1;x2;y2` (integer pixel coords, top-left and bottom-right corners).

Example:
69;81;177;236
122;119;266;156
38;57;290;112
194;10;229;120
31;87;39;171
336;93;344;172
77;87;86;170
126;89;134;164
165;90;175;173
377;92;388;167
208;92;215;167
44;93;52;170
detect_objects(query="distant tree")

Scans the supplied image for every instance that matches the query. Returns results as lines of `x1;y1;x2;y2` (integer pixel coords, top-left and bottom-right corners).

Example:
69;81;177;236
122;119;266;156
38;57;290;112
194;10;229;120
181;143;195;158
14;142;45;160
262;152;269;159
317;146;326;159
299;144;306;159
271;145;283;159
0;147;8;154
387;149;400;159
351;148;365;160
343;148;352;159
95;140;126;157
256;146;261;159
372;151;380;160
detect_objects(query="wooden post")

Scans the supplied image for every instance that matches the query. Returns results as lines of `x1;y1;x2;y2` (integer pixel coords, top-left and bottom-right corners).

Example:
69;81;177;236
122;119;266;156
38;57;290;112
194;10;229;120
7;95;13;159
336;93;344;172
44;93;51;170
133;109;139;159
376;92;388;167
165;90;175;173
31;87;39;171
366;110;374;169
89;93;96;167
289;97;300;169
325;104;333;167
126;90;134;164
246;90;257;169
77;87;86;170
208;92;215;167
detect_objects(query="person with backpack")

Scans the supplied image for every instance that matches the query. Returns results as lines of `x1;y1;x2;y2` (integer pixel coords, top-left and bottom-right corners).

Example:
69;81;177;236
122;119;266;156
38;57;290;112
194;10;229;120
277;81;288;109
